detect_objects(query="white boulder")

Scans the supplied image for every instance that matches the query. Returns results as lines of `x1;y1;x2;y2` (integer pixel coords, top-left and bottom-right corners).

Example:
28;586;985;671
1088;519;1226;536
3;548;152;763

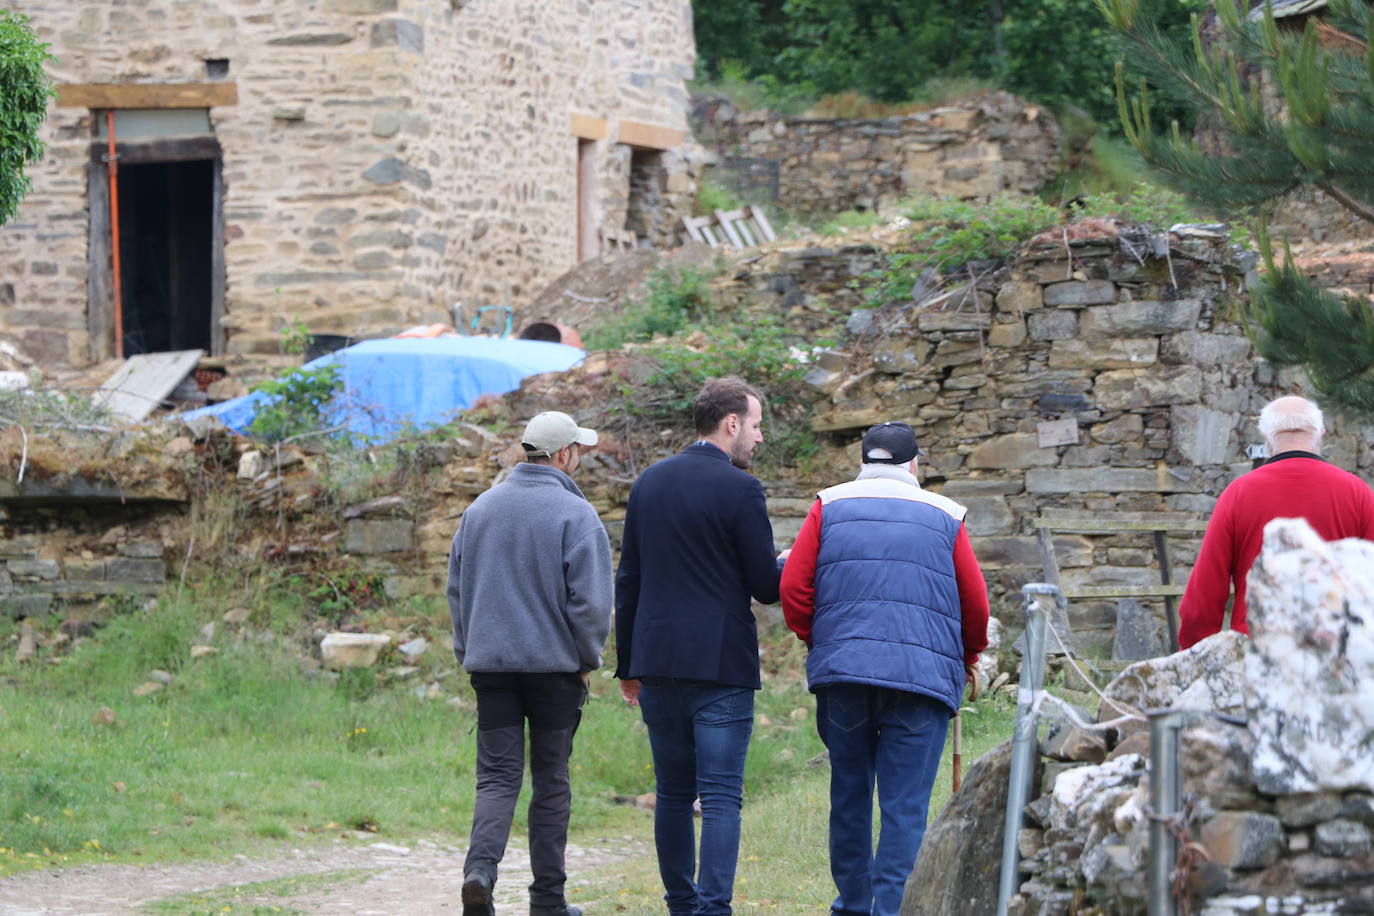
1245;518;1374;794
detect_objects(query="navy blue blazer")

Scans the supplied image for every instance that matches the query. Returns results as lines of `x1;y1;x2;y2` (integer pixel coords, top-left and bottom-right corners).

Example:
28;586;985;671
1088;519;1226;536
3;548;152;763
614;443;782;689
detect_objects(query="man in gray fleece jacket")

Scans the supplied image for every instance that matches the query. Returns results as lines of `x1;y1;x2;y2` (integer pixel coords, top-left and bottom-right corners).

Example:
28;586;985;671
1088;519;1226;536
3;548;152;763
448;410;613;916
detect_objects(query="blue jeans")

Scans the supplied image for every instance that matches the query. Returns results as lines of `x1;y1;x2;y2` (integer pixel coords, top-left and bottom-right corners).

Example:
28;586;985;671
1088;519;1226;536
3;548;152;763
638;678;755;916
816;683;949;916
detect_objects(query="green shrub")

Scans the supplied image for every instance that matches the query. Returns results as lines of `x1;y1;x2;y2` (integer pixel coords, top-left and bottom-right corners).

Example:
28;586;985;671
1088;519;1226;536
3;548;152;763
695;178;743;216
582;266;716;350
814;208;881;237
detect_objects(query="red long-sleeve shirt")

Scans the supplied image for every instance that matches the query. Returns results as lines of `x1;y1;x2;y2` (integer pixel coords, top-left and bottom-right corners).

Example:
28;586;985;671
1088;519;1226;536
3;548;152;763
780;497;990;667
1177;453;1374;649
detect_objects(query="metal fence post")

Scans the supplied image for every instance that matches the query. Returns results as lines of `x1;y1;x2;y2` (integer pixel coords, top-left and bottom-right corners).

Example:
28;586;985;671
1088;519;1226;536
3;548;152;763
1148;709;1184;916
995;583;1057;916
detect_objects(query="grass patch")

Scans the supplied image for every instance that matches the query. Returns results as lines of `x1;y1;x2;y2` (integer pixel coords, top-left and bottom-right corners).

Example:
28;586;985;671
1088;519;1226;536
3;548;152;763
143;868;371;915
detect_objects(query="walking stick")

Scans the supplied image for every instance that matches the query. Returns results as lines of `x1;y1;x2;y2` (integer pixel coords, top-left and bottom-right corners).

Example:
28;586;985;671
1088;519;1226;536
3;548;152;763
953;665;981;793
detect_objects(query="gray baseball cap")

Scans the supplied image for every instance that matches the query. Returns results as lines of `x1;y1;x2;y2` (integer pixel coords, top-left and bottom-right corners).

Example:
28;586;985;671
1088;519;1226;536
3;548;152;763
521;411;598;457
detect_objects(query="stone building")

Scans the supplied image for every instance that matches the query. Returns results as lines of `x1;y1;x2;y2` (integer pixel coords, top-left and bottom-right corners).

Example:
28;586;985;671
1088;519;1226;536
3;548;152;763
0;0;696;369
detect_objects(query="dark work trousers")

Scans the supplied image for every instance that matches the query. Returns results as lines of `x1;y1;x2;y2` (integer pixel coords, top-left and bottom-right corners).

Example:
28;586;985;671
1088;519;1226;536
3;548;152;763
466;671;586;908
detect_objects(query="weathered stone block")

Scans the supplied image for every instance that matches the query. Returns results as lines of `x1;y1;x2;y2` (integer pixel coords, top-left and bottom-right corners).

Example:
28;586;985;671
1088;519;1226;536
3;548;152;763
371;19;423;53
1025;467;1189;495
915;310;990;332
0;594;53;618
1027;309;1077;341
1171;405;1236;466
346;518;414;554
1079;299;1201;336
1161;331;1252;366
267;32;353;46
970;535;1091;569
1042;280;1115;307
320;632;391;670
1276;793;1345;828
1315;819;1371;858
1246;520;1374;794
1200;811;1283;869
8;558;60;580
1048;338;1158;370
995;281;1042;312
64;558;106;579
987;320;1026;349
966;432;1059;470
961;496;1014;536
325;0;397;12
1093;366;1202;410
0;536;38;559
119;539;163;558
106;558;167;583
1100;631;1246;719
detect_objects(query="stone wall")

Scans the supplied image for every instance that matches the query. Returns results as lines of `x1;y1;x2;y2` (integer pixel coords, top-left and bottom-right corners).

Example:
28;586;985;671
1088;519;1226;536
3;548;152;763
691;91;1061;216
0;0;695;369
712;224;1374;657
970;520;1374;915
0;502;172;623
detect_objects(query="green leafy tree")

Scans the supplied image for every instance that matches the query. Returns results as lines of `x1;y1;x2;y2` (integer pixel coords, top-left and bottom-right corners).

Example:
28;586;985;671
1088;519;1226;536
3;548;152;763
1099;0;1374;419
691;0;1205;125
0;10;55;226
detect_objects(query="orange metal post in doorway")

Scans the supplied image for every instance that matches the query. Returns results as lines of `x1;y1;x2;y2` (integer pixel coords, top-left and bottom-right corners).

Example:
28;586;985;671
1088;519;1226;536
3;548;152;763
105;110;124;359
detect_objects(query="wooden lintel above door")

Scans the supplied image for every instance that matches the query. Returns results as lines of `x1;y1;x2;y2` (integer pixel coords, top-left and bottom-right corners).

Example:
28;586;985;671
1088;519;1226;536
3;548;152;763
57;83;238;109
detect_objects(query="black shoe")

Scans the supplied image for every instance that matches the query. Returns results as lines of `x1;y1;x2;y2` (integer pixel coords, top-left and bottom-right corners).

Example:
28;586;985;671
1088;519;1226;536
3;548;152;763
461;873;495;916
529;906;581;916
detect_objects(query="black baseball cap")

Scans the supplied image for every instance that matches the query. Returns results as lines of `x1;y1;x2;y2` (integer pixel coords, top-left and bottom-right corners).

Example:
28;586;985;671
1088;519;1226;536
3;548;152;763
861;422;926;464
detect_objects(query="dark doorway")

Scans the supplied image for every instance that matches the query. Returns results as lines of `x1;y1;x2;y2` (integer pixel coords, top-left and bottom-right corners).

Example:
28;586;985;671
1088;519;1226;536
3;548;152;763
626;148;669;248
117;159;214;355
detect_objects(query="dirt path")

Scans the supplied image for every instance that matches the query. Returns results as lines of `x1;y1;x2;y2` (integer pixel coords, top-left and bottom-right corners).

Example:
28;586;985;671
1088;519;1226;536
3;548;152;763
0;835;649;916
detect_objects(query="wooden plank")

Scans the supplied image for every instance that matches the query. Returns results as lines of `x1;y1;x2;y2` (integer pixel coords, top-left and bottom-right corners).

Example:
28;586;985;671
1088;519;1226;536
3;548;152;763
714;209;746;248
617;119;685;150
1061;584;1187;600
748;204;777;242
95;136;221;165
57;82;238;109
1035;515;1208;534
87;155;114;362
210;157;226;355
94;349;205;422
1154;529;1181;651
570;113;608;140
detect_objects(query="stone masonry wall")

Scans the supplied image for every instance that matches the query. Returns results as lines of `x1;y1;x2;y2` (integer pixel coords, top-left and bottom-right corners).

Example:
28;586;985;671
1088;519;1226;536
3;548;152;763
0;0;695;369
692;91;1061;216
714;226;1374;658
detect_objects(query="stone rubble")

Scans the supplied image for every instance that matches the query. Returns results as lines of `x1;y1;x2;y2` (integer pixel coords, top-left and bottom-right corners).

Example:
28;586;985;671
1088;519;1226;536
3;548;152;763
913;518;1374;916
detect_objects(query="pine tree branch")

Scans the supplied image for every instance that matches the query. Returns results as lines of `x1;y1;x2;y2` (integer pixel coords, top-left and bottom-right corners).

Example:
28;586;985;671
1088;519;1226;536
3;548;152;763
1314;179;1374;223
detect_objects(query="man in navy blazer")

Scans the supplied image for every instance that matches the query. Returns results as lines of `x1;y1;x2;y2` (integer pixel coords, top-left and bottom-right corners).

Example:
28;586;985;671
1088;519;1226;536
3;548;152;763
615;376;783;916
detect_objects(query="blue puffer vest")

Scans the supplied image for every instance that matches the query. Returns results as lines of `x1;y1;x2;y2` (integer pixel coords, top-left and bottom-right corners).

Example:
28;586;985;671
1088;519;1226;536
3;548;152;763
807;466;967;714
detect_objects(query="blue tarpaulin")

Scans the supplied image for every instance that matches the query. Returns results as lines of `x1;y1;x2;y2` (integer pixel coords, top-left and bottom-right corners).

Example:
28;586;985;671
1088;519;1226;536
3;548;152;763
181;336;585;443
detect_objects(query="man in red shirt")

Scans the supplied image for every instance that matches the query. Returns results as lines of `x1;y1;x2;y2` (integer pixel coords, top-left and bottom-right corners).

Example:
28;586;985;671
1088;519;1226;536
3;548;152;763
1178;395;1374;649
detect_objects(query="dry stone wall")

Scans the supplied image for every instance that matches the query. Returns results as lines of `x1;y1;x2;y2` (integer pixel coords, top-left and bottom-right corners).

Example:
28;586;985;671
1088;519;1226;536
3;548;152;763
692;92;1061;216
971;520;1374;916
0;0;694;369
714;224;1374;657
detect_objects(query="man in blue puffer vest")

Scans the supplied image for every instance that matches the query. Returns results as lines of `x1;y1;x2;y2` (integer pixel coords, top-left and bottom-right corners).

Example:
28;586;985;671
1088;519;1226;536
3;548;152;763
780;421;990;916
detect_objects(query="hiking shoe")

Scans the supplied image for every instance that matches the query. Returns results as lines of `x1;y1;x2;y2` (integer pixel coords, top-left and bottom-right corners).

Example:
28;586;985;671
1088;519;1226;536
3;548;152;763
529;906;581;916
461;872;495;916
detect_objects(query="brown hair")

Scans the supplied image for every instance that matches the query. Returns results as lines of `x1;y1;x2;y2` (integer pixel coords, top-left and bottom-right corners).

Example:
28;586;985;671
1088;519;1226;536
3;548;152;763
693;377;763;436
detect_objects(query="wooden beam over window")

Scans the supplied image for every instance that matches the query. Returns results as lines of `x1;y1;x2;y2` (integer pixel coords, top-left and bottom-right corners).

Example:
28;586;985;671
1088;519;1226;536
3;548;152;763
56;83;238;109
617;119;684;151
571;113;608;141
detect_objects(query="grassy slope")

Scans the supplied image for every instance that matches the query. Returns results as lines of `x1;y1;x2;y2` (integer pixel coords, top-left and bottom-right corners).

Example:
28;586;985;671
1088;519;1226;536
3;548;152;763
0;586;1016;913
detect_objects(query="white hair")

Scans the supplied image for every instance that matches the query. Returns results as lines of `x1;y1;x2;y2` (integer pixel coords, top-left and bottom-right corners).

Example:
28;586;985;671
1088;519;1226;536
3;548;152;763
1258;396;1324;445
